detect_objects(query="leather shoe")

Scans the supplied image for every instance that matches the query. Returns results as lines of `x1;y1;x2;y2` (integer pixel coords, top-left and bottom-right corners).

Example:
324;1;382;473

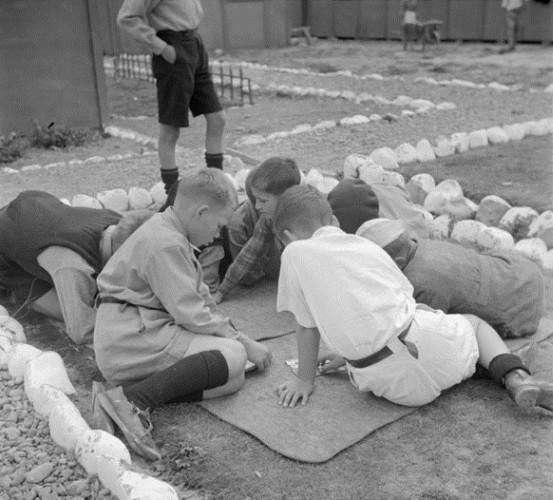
505;371;553;411
97;386;161;461
91;381;115;434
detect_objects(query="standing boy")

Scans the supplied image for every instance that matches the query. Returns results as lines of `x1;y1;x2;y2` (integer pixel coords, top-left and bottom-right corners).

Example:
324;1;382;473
212;157;301;304
118;0;226;193
273;185;553;413
93;168;271;461
0;190;152;344
500;0;529;53
356;218;545;339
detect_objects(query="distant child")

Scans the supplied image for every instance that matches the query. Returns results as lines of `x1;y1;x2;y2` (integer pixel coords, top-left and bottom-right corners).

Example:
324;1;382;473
273;185;553;413
327;178;436;239
399;0;419;50
500;0;529;53
357;218;545;339
93;168;272;461
212;157;302;304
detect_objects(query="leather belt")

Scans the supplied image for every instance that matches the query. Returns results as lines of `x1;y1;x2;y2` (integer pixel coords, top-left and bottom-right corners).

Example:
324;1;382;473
345;325;413;369
96;295;164;312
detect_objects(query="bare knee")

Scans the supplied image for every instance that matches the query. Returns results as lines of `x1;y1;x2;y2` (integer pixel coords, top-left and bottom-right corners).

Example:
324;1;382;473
220;339;247;378
205;111;226;134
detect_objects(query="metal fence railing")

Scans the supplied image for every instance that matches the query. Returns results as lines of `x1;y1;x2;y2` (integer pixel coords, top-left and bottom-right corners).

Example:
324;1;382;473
107;54;254;105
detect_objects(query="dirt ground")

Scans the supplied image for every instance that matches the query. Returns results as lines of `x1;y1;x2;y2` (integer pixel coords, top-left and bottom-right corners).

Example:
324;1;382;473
1;40;553;500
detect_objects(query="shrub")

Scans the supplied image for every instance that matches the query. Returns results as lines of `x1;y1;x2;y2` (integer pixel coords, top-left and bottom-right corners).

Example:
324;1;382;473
0;132;31;163
31;121;95;149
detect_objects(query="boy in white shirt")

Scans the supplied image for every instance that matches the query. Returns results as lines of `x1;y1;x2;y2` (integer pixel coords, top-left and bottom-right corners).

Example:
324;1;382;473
274;185;553;412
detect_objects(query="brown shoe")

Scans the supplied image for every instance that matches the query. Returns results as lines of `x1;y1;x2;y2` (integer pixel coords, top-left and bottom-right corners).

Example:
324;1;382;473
91;381;115;435
505;371;553;411
97;386;161;461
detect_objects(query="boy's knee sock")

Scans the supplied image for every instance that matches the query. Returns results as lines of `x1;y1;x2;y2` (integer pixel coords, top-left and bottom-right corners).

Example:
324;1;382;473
488;353;530;385
205;152;223;170
160;168;179;194
122;350;229;410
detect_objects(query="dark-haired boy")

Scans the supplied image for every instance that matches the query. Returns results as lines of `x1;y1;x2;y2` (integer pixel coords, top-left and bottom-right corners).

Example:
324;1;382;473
212;157;301;303
273;184;553;414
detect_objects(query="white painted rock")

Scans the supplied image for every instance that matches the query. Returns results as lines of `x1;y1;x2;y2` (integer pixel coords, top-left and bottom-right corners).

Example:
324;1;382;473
525;120;549;136
486;127;509;145
0;316;26;342
401;109;416;117
433;137;455;158
234;134;266;147
450;220;488;247
358;161;385;185
97;189;129;212
543;249;553;270
392;95;413;106
149;182;167;206
7;343;42;382
415;139;436;162
468;130;489;149
0;334;13;368
224;156;245;171
436;102;457;111
0;305;8;317
476;226;515;252
24;351;76;405
538;117;553;133
441;197;478;220
234;168;251;192
409;98;435;110
406;173;436;205
488;81;510;91
318;177;340;195
433;214;455;239
72;194;103;209
299;170;306;184
98;456;132;497
266;131;290;141
313;120;337;130
369;147;399;170
545;83;553;93
513;238;548;264
423;179;465;213
29;384;74;417
340;115;370;126
59;198;71;206
503;123;526;141
450;132;470;153
475;195;512;227
114;471;179;500
343;154;370;179
368;114;382;121
381;171;406;189
528;210;553;249
128;187;153;210
290;123;312;135
305;169;325;191
49;401;91;452
498;206;539;240
224;172;239;192
395;143;418;164
76;430;131;477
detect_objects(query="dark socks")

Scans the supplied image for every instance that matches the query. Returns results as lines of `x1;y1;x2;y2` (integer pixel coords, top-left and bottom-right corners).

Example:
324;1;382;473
160;168;179;194
487;353;531;385
205;152;224;170
159;180;179;212
122;350;229;411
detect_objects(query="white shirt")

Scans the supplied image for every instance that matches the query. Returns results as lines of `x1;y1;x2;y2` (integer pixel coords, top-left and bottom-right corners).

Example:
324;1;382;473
277;226;416;360
501;0;525;10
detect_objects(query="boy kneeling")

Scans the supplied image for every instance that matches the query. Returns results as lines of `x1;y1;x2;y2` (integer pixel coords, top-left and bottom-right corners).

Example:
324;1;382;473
93;168;272;460
274;185;553;412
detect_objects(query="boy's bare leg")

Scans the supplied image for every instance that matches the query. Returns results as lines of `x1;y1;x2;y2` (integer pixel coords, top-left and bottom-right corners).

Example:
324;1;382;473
158;124;180;192
204;110;226;170
464;314;553;410
30;288;64;320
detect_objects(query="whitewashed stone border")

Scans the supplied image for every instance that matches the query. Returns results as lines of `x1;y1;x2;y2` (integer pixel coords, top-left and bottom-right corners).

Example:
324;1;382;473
212;59;550;93
0;315;180;499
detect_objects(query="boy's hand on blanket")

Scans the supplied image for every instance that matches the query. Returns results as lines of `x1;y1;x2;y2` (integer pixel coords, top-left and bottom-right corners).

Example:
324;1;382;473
212;290;224;304
318;354;346;374
277;379;314;408
241;336;272;371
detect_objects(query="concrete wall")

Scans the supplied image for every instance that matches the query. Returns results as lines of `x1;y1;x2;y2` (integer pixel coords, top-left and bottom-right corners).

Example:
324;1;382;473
0;0;107;135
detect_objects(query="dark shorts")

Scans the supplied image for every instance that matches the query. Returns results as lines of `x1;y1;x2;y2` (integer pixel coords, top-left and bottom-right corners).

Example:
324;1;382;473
0;253;52;302
152;30;222;128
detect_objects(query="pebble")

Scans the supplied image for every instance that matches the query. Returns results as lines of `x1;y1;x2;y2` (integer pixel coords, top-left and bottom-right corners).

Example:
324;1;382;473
26;463;54;484
4;427;21;440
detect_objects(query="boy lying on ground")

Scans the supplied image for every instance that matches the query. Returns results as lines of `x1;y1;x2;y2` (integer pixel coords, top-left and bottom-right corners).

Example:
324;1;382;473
0;190;152;344
357;218;545;339
92;168;272;461
273;185;553;413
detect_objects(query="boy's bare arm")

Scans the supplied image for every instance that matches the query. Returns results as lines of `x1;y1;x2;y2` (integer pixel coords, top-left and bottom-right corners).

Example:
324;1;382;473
277;325;321;408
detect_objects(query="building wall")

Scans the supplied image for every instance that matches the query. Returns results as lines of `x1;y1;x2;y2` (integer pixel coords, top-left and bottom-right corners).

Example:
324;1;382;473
0;0;107;135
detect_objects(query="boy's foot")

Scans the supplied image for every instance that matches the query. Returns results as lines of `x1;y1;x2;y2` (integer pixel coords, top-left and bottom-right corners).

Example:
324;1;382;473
91;381;115;435
96;386;161;461
505;370;553;411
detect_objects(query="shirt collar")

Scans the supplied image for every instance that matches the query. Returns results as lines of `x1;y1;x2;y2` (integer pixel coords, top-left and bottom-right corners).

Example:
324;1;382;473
163;207;199;253
312;225;343;239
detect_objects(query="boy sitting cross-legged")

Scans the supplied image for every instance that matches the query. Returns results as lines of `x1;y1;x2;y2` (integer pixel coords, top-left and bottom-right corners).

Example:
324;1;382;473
273;185;553;412
212;156;302;304
93;168;272;461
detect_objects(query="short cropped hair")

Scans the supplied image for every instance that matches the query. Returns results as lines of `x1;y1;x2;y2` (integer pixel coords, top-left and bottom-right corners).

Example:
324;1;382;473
273;185;333;238
175;168;237;210
112;209;155;253
248;157;301;196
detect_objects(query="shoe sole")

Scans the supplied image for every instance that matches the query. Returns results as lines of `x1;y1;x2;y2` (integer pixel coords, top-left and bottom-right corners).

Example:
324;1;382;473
96;392;161;461
513;386;540;408
91;382;115;435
